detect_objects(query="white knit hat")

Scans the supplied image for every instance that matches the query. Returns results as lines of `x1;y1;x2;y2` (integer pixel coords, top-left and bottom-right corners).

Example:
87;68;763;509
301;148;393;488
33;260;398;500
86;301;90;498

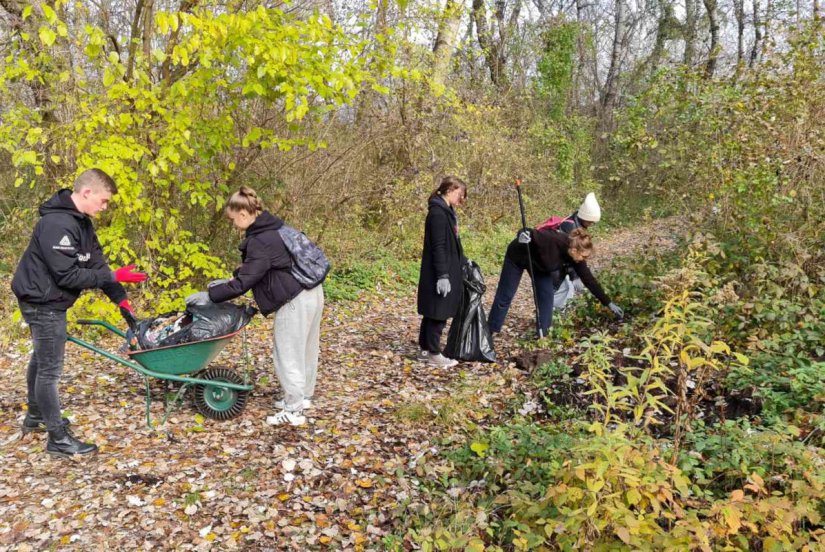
578;192;601;223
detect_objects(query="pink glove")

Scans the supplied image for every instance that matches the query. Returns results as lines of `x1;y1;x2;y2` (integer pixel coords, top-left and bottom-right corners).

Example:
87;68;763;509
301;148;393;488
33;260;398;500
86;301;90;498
112;265;147;283
118;299;135;314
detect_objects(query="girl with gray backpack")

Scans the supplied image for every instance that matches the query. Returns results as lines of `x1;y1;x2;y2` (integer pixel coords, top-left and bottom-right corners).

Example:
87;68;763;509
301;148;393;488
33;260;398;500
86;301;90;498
207;186;329;427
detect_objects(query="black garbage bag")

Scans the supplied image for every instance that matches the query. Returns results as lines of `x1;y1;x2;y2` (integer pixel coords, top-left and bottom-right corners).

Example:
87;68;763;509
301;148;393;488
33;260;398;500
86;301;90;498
132;303;256;350
444;261;496;363
186;302;257;342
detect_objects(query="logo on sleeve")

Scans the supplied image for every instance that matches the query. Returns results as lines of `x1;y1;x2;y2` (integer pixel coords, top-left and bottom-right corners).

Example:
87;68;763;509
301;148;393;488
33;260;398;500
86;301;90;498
53;235;76;251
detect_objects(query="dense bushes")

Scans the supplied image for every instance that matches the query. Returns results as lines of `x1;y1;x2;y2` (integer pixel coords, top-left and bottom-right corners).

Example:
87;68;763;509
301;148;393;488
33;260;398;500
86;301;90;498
392;28;825;548
395;232;825;550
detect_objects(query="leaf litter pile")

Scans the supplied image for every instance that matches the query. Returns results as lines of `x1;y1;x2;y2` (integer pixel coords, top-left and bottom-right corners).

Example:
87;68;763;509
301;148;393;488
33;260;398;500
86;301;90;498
0;218;684;550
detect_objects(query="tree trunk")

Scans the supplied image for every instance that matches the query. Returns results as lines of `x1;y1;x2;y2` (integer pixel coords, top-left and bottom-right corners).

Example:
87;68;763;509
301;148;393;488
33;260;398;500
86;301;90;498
472;0;508;88
683;0;698;66
749;0;761;67
574;0;585;107
432;0;464;86
761;0;772;59
142;0;154;62
601;0;626;115
643;0;677;78
734;0;745;75
703;0;719;78
126;0;145;81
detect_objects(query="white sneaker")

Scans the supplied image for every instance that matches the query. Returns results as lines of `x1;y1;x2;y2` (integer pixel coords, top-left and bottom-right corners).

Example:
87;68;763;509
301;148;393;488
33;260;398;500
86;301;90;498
274;399;312;410
427;353;458;368
416;350;430;362
265;410;306;426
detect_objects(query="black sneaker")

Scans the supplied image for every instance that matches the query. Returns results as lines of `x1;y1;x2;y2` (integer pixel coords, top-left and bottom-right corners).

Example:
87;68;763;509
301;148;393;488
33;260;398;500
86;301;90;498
46;428;98;457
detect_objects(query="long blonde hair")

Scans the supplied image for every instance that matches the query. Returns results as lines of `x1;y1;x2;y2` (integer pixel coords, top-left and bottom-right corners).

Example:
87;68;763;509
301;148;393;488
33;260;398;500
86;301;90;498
225;185;264;215
568;228;594;263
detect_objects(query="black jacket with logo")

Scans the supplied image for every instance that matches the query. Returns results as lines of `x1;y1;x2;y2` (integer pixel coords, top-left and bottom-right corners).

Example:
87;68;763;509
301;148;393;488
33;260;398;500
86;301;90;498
12;189;126;310
207;211;303;316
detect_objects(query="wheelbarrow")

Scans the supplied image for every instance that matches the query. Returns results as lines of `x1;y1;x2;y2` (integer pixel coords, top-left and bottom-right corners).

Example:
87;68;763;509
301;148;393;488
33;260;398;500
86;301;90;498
68;319;253;429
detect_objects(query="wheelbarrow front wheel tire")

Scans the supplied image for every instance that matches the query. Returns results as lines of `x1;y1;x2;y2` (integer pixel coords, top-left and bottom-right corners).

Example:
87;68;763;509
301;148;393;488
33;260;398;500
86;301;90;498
193;366;248;421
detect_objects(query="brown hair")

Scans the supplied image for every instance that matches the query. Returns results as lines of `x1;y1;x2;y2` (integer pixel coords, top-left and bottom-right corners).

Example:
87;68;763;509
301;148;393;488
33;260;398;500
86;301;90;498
429;175;467;202
74;168;117;194
568;228;594;263
225;185;264;215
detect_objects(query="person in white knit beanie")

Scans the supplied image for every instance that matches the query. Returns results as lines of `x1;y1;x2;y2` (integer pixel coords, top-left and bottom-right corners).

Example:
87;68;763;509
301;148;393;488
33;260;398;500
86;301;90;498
553;192;613;312
575;192;601;226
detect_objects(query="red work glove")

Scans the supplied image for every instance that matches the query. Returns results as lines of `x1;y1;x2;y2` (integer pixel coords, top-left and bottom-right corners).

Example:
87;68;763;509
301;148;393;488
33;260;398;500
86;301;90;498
112;264;148;283
118;299;138;331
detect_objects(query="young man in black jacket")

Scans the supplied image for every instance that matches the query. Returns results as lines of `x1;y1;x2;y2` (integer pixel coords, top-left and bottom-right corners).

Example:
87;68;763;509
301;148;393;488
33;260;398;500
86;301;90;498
12;169;147;457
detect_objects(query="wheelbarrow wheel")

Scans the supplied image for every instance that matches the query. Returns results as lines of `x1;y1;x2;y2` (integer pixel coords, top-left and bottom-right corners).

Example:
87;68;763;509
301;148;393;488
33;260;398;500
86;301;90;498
193;366;248;421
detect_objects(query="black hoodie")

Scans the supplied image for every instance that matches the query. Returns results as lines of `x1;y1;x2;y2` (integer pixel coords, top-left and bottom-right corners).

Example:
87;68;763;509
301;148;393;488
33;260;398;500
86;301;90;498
208;211;303;316
12;189;126;310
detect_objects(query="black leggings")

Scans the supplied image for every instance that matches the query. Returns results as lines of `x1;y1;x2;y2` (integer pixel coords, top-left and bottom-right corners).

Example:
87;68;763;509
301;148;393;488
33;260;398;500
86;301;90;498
418;317;447;354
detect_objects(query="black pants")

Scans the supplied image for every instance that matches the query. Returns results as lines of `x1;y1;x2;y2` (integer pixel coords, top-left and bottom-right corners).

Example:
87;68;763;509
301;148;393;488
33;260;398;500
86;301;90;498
19;302;67;432
418;317;447;354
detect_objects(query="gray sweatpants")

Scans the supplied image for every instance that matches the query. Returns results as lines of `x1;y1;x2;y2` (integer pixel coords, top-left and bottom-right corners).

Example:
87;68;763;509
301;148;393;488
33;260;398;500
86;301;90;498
273;285;324;412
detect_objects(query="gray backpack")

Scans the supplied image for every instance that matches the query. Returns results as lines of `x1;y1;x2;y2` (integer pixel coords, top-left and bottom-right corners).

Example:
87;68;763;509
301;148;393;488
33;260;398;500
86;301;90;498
277;225;330;289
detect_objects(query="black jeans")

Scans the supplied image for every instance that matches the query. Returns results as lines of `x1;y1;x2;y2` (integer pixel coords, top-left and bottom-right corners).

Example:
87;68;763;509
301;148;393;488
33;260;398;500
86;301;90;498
19;302;67;432
487;255;555;335
418;317;447;354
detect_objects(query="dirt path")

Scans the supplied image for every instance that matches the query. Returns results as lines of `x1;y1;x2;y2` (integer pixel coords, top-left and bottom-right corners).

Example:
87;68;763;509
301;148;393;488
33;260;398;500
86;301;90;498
0;217;685;551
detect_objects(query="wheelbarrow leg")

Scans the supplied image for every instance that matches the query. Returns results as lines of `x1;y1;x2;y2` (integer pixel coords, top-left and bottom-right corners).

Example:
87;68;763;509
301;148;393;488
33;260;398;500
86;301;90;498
160;383;191;428
144;377;154;430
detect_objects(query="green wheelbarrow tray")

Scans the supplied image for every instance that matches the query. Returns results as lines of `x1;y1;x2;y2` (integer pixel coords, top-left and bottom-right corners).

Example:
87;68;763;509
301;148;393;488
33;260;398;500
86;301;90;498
68;319;254;429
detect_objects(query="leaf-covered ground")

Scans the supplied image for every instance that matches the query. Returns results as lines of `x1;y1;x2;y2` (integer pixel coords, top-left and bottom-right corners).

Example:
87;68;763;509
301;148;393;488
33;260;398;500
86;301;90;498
0;218;684;550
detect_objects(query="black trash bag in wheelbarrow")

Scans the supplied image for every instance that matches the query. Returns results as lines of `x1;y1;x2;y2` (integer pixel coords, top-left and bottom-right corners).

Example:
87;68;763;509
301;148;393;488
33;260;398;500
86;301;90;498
131;303;256;350
186;302;257;342
444;261;496;363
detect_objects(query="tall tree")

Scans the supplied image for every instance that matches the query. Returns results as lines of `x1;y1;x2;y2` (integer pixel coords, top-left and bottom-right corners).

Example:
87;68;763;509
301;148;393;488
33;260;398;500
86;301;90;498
601;0;626;116
432;0;465;86
683;0;698;66
749;0;762;67
703;0;719;77
471;0;520;88
733;0;746;75
641;0;680;79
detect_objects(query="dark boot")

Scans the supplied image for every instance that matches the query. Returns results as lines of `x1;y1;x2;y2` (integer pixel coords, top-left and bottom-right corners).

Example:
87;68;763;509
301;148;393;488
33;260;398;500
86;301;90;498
22;405;70;434
46;428;98;457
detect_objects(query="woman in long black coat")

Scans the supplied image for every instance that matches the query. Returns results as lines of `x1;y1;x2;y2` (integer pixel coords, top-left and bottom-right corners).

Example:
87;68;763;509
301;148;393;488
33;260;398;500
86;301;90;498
417;176;467;367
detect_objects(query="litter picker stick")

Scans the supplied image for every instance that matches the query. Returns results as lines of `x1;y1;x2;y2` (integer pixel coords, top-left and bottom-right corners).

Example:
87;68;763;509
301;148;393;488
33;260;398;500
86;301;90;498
515;179;544;339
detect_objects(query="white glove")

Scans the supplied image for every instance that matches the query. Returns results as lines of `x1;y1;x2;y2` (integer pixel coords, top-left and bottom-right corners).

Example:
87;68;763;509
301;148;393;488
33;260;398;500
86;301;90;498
608;302;624;319
518;229;531;244
436;278;451;297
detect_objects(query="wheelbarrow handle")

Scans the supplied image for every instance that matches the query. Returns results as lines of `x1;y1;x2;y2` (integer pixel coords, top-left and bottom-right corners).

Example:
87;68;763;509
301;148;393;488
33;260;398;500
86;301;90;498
75;319;127;338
